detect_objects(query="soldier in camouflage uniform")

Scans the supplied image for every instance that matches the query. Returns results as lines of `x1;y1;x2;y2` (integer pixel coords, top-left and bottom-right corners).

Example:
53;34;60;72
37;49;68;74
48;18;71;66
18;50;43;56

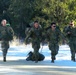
26;51;45;61
46;22;62;63
25;21;42;63
0;19;14;62
63;21;76;62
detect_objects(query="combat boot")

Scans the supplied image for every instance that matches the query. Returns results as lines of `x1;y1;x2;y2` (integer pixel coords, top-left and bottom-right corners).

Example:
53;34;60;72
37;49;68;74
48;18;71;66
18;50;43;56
3;57;6;62
71;55;75;62
51;56;55;63
35;58;38;63
51;59;54;63
35;61;38;63
54;57;56;60
71;58;75;62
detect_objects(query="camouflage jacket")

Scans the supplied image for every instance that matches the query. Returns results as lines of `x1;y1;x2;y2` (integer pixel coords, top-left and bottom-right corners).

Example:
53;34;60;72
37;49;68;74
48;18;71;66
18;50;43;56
25;25;42;43
0;25;14;41
46;27;62;43
63;26;74;40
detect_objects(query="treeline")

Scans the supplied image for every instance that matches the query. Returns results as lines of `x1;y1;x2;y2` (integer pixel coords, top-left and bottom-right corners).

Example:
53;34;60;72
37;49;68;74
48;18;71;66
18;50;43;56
0;0;76;38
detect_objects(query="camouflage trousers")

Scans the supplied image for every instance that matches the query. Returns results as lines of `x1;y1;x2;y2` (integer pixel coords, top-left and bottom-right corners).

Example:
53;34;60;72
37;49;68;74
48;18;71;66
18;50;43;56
32;41;40;62
69;41;76;60
49;42;59;60
1;40;9;57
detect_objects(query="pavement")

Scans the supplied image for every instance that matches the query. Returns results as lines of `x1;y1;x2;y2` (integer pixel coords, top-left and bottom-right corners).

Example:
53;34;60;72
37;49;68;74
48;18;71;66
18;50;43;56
0;44;76;75
0;56;76;75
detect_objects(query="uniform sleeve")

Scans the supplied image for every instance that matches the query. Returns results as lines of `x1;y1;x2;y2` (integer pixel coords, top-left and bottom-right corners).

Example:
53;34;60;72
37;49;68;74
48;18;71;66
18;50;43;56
57;29;65;43
60;30;65;40
25;28;32;42
9;27;14;36
0;26;2;40
45;29;50;41
63;26;71;37
71;28;76;36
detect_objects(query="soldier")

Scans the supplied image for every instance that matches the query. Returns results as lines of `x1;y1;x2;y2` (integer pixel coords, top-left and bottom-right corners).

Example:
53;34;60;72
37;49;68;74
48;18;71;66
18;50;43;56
25;21;42;63
46;22;62;63
63;21;76;62
26;51;45;61
0;19;14;62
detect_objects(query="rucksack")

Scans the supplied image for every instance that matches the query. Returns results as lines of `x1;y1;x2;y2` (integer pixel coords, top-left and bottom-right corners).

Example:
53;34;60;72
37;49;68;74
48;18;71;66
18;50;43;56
1;26;13;41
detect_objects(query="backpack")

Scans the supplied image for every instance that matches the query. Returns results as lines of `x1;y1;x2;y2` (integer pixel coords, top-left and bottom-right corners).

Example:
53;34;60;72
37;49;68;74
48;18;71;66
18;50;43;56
1;26;13;41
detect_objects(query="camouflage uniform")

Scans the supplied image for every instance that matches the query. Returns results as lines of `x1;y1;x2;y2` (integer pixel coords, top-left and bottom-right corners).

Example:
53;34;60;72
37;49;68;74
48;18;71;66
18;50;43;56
25;25;42;63
0;25;14;62
46;27;61;62
26;51;45;61
63;26;76;61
